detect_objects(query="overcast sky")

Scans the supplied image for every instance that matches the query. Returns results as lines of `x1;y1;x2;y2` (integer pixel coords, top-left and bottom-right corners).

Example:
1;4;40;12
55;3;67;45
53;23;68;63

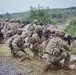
0;0;76;14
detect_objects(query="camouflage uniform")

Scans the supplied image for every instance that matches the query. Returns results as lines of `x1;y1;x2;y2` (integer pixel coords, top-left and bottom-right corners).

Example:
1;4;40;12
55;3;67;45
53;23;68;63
29;26;44;59
1;21;9;34
44;32;71;70
9;30;30;61
11;34;25;57
5;19;19;40
28;20;39;29
1;19;9;41
28;20;42;37
15;19;21;28
29;33;44;59
39;30;53;58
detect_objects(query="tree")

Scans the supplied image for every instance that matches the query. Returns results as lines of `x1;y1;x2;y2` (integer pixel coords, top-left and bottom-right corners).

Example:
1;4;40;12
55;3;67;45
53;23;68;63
5;12;11;19
64;18;76;35
0;15;3;18
70;18;76;25
29;6;56;25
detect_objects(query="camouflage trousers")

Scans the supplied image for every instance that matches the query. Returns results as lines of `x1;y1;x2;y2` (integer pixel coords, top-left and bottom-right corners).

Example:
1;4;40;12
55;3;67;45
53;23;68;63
30;44;42;60
47;51;71;67
38;41;47;57
12;50;25;58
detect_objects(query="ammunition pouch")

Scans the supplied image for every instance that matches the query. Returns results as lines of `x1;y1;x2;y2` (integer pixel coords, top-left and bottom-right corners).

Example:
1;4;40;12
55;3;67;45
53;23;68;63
52;48;60;56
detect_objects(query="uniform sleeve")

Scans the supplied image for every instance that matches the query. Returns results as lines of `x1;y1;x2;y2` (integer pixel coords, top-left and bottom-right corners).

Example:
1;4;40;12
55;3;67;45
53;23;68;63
12;37;20;50
7;24;10;30
28;24;34;31
62;40;71;51
31;34;38;43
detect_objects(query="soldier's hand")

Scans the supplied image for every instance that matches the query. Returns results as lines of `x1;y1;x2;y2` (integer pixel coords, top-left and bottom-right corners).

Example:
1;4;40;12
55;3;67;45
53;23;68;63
44;44;47;47
17;48;22;51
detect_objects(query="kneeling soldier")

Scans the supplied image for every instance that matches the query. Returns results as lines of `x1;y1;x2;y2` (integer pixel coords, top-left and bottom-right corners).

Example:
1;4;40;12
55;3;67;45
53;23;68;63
11;29;30;61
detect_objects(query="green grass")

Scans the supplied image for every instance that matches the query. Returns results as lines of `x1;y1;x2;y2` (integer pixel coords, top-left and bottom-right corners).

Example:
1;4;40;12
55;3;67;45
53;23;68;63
71;47;76;54
0;44;76;75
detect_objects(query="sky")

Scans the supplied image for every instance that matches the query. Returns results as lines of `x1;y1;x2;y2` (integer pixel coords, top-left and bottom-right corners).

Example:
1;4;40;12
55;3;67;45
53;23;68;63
0;0;76;14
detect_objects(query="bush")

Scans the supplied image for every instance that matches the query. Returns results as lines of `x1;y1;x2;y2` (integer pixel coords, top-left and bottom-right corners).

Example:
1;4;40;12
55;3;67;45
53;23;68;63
64;24;76;36
71;47;76;54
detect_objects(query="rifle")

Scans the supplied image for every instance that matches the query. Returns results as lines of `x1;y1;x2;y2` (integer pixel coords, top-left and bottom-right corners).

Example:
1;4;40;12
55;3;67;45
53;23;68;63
20;48;29;56
17;37;28;55
64;35;76;45
20;48;27;54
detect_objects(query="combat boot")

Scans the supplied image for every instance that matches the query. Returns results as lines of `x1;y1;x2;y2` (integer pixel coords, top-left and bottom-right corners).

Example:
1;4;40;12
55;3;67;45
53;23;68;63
52;62;62;70
63;66;72;70
20;55;30;61
38;56;45;62
44;63;52;72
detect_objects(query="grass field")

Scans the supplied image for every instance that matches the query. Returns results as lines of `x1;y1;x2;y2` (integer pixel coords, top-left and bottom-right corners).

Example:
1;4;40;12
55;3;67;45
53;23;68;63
0;44;76;75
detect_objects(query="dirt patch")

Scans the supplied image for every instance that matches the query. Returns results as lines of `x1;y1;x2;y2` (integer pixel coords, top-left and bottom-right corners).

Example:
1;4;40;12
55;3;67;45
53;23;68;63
0;44;76;75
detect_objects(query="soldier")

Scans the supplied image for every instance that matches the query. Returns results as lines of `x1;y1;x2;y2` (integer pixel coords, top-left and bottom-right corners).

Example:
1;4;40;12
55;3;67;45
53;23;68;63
28;19;42;37
11;29;30;61
1;19;9;43
4;19;19;41
44;31;72;71
15;19;22;28
39;29;57;61
28;19;38;31
29;25;44;60
38;30;52;60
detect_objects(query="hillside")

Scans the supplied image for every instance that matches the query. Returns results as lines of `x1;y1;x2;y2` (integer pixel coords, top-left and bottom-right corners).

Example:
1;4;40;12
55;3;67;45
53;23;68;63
11;6;76;24
0;6;76;25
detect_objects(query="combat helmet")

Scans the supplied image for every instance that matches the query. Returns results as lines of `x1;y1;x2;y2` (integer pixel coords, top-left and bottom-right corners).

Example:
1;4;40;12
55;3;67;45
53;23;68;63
35;25;43;32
